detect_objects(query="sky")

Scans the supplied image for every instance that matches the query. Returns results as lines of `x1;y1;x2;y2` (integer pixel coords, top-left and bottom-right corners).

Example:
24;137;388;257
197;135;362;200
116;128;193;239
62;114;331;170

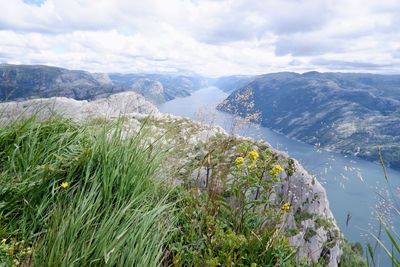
0;0;399;76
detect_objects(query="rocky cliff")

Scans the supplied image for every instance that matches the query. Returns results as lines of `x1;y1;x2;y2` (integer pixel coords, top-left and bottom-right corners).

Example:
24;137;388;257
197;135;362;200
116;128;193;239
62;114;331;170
0;91;157;123
0;92;343;266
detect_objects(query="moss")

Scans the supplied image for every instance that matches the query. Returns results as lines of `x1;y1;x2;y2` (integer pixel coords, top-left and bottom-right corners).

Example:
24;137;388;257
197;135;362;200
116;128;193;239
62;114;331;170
294;210;314;225
324;239;337;249
304;228;317;242
286;228;300;237
315;216;334;230
286;158;295;176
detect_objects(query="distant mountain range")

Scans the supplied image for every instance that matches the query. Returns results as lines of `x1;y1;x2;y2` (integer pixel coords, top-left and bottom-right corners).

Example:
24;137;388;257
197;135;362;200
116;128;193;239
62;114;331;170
0;64;209;104
109;73;209;103
217;72;400;170
212;75;256;92
2;64;400;170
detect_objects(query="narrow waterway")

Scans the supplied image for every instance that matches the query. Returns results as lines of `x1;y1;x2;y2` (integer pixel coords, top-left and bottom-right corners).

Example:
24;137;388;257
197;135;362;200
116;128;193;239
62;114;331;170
158;86;400;265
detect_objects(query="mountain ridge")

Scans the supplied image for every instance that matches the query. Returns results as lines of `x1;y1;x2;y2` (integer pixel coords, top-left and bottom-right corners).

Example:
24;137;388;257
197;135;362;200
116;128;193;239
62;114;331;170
217;71;400;170
0;64;209;104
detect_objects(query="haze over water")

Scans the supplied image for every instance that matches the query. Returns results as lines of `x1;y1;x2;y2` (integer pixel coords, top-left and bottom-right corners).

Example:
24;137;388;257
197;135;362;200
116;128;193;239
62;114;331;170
159;86;400;264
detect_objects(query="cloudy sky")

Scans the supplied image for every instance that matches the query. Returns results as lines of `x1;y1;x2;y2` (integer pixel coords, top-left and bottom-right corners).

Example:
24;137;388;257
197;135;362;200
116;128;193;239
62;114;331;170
0;0;399;76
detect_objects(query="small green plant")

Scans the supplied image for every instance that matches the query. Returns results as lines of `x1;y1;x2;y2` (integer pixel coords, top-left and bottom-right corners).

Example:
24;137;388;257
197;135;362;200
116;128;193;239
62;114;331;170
167;143;296;266
294;211;314;225
0;238;33;266
339;241;367;267
304;228;317;242
315;215;334;230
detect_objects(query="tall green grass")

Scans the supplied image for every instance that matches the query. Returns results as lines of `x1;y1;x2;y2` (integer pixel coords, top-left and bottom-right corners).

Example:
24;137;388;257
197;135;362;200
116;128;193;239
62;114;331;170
0;116;175;266
366;151;400;266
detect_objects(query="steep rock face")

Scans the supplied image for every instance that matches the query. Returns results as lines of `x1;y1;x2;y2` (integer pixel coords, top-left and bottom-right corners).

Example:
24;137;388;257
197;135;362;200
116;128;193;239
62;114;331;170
217;72;400;170
282;159;341;265
0;93;342;266
130;78;166;104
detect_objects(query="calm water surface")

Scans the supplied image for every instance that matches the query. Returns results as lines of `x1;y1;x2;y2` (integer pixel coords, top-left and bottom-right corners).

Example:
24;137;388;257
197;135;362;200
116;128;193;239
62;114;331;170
159;86;400;264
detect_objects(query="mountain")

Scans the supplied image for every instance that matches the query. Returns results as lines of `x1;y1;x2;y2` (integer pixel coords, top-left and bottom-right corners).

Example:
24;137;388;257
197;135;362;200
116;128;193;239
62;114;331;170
109;73;209;103
0;64;208;104
0;64;124;101
217;71;400;170
213;75;256;92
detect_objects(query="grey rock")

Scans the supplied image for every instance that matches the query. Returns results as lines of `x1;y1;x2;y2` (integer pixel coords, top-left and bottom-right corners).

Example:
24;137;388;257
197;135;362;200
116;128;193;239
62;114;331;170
0;91;158;123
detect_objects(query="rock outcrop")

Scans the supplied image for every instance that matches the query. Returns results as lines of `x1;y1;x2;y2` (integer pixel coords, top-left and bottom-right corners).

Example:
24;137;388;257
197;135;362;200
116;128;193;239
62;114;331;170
0;93;342;266
0;91;158;123
141;115;342;266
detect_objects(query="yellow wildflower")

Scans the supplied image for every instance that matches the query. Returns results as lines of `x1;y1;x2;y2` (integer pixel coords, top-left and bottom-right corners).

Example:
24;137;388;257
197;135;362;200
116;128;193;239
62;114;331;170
270;164;284;176
61;181;69;189
246;150;259;161
235;156;245;166
281;203;290;212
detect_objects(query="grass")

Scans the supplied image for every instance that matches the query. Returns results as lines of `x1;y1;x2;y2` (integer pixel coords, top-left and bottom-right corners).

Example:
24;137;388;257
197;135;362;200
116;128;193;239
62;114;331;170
0;116;175;266
367;149;400;266
0;114;343;266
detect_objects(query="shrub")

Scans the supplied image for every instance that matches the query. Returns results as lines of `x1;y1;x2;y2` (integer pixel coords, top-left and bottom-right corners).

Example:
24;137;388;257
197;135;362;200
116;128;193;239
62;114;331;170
339;241;366;267
166;142;297;266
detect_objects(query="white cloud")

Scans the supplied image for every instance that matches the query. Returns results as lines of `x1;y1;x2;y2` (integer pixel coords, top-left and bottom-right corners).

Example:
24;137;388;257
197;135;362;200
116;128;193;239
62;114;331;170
0;0;399;76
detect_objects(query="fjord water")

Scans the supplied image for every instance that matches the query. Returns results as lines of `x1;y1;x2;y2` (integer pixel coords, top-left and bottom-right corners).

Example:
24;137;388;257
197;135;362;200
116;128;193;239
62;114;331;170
159;86;400;260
